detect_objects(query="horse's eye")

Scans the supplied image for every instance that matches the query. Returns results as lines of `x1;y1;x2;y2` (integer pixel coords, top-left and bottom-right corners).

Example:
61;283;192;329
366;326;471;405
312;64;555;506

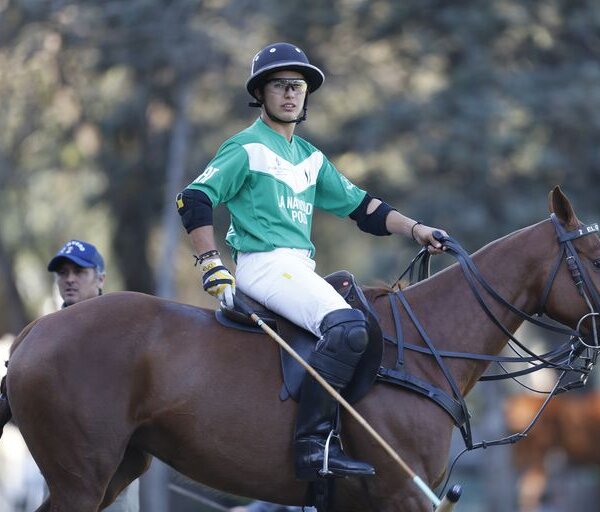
594;259;600;269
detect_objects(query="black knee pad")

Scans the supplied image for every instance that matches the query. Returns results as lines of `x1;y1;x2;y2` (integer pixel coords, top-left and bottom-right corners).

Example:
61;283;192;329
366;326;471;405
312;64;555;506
309;308;369;389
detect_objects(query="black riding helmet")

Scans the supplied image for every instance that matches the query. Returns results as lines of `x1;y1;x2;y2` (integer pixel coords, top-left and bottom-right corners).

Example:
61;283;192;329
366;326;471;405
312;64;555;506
246;42;324;124
246;42;325;100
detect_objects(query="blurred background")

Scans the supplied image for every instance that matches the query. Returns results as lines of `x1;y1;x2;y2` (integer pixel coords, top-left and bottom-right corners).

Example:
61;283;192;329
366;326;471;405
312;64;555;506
1;0;600;510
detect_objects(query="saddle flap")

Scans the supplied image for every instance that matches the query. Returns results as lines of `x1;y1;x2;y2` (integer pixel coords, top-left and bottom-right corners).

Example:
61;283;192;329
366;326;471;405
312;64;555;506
279;271;383;405
216;270;384;405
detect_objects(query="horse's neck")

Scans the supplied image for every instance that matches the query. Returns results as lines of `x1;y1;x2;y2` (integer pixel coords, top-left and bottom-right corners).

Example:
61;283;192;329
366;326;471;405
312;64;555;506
393;220;555;390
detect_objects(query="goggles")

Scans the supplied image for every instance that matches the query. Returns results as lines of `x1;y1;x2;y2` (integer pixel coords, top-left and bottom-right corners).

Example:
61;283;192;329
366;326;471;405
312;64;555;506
265;78;308;94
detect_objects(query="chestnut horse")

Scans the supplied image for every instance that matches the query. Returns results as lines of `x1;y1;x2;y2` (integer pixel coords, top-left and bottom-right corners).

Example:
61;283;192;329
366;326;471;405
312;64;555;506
505;392;600;512
2;187;600;512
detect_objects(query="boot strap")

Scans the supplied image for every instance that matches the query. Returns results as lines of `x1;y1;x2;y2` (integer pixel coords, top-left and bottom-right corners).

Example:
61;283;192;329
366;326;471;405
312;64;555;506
319;430;342;477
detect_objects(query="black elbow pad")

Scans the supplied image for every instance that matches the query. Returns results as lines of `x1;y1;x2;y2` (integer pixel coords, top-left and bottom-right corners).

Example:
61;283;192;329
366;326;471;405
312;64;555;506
176;189;214;233
349;194;394;236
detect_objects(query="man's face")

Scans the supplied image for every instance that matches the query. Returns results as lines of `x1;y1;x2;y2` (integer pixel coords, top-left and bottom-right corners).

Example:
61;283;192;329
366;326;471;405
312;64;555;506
55;261;105;306
260;70;307;122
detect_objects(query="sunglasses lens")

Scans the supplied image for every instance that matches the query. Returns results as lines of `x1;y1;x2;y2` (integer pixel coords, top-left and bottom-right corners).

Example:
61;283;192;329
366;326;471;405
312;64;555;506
268;79;308;94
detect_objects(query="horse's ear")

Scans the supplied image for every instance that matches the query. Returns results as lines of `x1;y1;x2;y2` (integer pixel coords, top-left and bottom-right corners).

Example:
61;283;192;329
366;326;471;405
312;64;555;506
549;186;578;227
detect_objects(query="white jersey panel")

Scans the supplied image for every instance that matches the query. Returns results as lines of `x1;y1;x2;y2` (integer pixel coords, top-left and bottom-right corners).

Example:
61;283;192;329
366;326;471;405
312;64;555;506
243;143;323;194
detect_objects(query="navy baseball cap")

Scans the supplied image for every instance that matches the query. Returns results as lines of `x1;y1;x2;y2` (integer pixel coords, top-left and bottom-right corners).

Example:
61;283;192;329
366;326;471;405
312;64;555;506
47;240;105;273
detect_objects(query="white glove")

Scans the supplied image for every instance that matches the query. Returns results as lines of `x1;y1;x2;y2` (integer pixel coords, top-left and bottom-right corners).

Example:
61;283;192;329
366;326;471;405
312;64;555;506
201;258;235;308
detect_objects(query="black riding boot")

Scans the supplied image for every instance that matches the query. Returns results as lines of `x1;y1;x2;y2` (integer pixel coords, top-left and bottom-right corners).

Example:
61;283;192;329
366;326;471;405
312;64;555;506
294;374;375;480
294;308;376;480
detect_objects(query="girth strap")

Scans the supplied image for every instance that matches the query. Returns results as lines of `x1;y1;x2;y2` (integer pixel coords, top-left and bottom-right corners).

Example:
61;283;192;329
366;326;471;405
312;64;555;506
377;367;467;428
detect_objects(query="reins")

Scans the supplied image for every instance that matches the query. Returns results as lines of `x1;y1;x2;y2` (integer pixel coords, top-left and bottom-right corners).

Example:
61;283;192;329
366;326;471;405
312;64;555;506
389;219;600;378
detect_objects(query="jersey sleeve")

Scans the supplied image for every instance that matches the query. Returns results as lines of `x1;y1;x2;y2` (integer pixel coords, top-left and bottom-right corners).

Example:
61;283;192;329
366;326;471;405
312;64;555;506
314;157;367;216
186;142;249;206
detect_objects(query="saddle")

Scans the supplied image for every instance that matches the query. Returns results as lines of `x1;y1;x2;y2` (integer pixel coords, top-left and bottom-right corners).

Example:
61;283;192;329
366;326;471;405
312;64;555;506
215;271;383;405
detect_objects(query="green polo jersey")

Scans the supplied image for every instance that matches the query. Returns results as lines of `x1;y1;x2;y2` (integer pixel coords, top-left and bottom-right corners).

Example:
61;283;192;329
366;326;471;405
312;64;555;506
186;118;366;259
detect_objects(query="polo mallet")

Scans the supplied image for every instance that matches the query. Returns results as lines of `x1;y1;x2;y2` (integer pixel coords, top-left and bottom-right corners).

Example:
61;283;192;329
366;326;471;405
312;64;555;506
233;296;462;511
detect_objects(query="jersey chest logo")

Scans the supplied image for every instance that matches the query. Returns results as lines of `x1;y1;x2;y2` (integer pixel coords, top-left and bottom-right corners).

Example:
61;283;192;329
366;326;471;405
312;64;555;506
244;143;322;193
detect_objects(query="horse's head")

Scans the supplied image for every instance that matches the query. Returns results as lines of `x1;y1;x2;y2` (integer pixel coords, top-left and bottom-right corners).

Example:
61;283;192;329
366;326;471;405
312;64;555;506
544;186;600;341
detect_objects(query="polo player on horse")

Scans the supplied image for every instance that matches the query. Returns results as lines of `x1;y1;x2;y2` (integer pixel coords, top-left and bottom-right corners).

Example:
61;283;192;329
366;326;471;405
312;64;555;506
176;41;447;481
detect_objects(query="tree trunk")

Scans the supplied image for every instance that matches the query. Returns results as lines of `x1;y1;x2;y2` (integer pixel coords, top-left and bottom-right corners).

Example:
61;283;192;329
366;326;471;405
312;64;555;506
0;240;31;334
155;80;192;299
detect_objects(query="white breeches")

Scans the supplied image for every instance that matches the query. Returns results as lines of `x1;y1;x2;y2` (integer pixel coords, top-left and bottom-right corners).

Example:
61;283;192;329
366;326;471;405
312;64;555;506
235;248;351;336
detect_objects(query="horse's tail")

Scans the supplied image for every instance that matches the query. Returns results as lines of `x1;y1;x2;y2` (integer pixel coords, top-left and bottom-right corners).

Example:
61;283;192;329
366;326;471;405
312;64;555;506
0;318;42;439
0;371;11;439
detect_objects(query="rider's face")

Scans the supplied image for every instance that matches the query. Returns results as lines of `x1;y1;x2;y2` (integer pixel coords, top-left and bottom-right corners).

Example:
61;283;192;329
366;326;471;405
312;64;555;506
55;261;105;306
260;70;307;122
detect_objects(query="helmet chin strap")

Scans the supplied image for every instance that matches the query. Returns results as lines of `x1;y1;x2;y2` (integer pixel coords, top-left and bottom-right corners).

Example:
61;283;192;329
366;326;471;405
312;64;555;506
265;104;307;124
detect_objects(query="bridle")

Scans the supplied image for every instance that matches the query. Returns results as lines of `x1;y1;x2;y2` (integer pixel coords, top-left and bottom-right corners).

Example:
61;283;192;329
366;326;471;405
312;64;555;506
388;215;600;497
385;214;600;450
540;213;600;347
397;215;600;370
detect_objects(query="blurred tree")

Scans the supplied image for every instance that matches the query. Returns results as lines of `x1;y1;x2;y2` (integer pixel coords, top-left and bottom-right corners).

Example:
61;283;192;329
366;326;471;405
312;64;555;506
0;0;599;328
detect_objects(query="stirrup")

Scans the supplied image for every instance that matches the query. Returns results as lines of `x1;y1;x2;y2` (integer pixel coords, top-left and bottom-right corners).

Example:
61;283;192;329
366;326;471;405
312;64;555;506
319;430;342;477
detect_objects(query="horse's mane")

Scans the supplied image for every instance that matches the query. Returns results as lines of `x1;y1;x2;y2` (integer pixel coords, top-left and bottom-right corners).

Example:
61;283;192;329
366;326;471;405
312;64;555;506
362;285;394;303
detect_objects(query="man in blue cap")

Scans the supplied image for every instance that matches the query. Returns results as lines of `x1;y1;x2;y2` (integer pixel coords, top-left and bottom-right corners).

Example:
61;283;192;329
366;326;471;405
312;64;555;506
47;239;106;307
47;240;140;511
